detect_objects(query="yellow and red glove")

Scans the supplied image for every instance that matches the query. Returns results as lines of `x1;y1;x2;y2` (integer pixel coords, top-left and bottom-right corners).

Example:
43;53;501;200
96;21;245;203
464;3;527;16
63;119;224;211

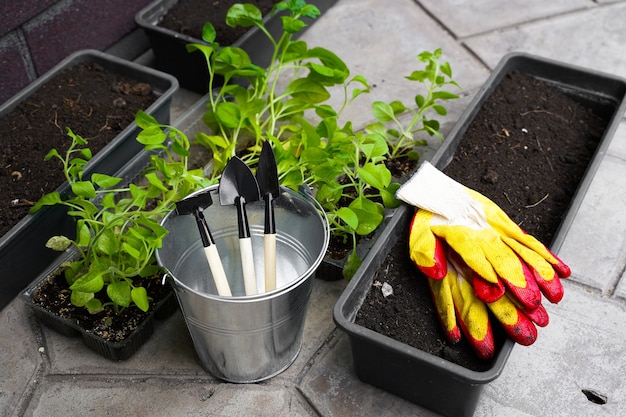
426;248;548;359
397;162;570;356
397;162;570;307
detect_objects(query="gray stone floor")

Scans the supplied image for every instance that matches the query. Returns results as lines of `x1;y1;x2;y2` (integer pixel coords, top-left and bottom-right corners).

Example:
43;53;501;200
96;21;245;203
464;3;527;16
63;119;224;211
3;0;626;415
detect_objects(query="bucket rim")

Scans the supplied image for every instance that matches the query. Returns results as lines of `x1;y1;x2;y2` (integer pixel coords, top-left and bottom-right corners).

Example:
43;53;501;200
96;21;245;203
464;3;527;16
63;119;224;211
156;184;330;302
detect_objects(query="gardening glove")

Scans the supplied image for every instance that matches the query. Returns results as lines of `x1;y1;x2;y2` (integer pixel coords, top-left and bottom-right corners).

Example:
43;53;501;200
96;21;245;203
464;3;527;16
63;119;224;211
425;250;546;359
398;161;570;308
427;256;495;359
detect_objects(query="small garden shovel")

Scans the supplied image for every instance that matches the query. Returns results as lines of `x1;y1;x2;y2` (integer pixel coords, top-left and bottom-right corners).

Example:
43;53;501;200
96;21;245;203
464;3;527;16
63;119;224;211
219;156;261;295
175;191;232;297
256;141;280;291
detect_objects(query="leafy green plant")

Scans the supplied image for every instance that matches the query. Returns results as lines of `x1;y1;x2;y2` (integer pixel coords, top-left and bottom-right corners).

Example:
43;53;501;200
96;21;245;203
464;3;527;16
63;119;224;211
368;48;460;160
151;1;460;278
187;0;369;182
31;113;209;314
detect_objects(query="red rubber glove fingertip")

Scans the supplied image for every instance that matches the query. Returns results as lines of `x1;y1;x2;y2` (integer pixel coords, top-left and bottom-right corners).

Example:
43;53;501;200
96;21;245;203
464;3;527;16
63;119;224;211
472;273;505;303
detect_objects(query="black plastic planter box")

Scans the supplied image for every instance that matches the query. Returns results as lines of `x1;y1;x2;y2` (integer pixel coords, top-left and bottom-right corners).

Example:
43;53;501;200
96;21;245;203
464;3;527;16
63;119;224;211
135;0;338;93
334;204;515;417
21;250;178;360
333;53;626;417
0;49;178;312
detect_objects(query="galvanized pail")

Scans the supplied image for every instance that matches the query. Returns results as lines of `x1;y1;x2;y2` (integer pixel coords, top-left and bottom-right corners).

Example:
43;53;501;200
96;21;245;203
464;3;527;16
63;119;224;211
157;185;329;382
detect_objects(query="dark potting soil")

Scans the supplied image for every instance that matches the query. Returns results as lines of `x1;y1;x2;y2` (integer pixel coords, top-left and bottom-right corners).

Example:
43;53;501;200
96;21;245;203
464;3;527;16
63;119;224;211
356;71;609;368
159;0;279;44
32;269;171;342
443;71;607;245
0;62;157;237
355;229;506;372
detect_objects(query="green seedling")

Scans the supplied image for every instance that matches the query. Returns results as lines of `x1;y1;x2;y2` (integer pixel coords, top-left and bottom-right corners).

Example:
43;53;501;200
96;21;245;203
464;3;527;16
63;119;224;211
142;1;460;279
31;112;210;314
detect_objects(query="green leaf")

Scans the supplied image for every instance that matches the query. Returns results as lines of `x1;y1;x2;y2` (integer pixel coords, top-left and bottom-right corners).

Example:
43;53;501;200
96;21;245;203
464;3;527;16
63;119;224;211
70;290;94;307
372;101;395;123
215;101;242;128
432;104;447;116
45;235;72;251
135;110;158;129
357;163;391;190
145;172;169;192
202;22;216;43
91;173;122;189
343;249;362;280
226;3;263;28
71;181;96;199
285;78;329;103
70;270;104;293
131;287;150;312
44;148;61;161
122;242;141;260
107;281;131;308
281;15;307;33
432;90;460;100
336;207;359;230
85;298;103;314
381;182;401;208
95;229;119;256
136;125;167;146
349;198;384;235
30;192;62;213
196;133;230;149
76;222;91;247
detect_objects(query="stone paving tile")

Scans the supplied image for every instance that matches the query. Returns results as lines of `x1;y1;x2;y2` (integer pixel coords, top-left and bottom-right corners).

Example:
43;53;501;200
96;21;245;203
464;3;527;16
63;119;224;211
22;377;314;417
556;121;626;294
475;282;626;416
417;0;591;38
464;2;626;78
0;301;43;416
298;331;441;416
298;0;490;131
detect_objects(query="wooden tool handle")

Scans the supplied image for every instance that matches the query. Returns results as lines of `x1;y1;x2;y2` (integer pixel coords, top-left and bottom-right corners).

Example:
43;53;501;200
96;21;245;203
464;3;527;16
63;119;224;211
264;233;277;291
204;245;232;297
240;237;257;295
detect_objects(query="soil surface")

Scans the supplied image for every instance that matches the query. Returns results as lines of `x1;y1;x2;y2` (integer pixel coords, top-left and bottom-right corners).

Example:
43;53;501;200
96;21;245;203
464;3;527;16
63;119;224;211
356;71;609;367
0;62;157;237
32;269;171;342
159;0;279;44
444;71;607;245
356;229;505;372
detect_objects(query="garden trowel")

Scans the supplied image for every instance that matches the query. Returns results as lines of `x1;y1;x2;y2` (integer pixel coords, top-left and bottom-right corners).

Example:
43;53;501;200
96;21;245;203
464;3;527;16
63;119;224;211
256;141;280;292
175;191;232;297
219;156;261;295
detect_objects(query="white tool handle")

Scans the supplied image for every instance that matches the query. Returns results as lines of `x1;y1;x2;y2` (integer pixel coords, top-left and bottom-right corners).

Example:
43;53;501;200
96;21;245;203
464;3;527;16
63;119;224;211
240;237;257;295
204;245;232;297
264;233;277;291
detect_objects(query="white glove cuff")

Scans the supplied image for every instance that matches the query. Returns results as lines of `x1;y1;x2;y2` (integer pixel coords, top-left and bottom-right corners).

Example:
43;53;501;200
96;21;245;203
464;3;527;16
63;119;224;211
396;161;485;225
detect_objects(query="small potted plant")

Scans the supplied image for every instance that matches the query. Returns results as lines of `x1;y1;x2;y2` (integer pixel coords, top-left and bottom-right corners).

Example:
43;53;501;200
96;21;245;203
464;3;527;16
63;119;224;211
135;0;338;92
141;1;461;280
333;53;626;417
21;112;210;360
0;49;178;311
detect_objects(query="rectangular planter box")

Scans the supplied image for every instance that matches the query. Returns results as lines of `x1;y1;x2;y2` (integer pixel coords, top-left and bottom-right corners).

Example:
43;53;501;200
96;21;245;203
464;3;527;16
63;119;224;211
333;52;626;417
21;249;178;361
135;0;338;93
0;49;178;312
437;52;626;253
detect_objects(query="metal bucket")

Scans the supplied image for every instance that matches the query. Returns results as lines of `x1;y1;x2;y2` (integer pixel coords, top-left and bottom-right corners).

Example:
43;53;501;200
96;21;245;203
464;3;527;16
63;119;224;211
157;185;329;382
